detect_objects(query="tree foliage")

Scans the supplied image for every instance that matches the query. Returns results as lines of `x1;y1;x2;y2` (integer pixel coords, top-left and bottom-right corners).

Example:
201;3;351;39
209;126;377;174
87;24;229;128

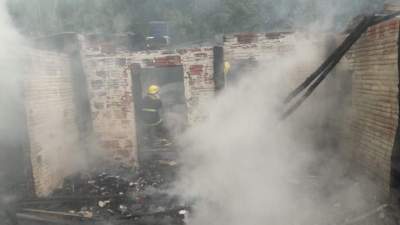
6;0;384;43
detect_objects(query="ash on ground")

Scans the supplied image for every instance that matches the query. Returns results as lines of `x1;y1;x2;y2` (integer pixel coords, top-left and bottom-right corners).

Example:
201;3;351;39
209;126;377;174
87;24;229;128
17;150;188;225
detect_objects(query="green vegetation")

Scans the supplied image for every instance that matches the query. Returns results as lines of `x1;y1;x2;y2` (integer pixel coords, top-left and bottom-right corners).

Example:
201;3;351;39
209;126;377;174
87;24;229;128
6;0;384;43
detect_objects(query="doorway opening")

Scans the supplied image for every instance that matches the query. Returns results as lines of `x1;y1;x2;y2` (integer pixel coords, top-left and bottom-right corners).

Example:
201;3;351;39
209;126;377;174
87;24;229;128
131;65;187;162
225;57;258;87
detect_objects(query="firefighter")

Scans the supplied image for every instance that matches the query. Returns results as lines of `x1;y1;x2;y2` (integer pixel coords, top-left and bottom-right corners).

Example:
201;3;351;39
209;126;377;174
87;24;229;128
224;61;231;75
141;85;170;146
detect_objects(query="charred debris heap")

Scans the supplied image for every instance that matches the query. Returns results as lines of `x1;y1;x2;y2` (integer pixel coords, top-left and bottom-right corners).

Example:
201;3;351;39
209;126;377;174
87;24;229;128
16;151;188;225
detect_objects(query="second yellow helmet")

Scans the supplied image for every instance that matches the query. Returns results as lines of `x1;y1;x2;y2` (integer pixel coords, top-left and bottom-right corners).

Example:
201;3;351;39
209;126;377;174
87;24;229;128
224;61;231;75
147;85;160;95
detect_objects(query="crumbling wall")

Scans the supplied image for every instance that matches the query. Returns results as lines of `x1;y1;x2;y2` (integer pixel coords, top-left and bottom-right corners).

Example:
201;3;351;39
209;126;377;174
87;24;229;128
182;47;216;120
384;3;400;14
224;32;294;62
223;32;325;88
24;49;81;197
82;54;137;166
343;18;400;191
124;48;215;124
81;36;214;166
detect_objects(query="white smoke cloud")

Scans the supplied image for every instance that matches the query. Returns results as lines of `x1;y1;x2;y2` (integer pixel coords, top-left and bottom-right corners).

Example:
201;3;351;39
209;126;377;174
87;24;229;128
173;14;384;225
0;0;26;160
0;0;25;76
0;0;88;197
0;0;28;217
0;0;389;223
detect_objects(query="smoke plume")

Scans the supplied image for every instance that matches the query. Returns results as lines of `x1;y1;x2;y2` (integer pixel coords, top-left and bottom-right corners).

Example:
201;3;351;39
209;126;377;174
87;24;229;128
0;0;27;189
173;2;386;224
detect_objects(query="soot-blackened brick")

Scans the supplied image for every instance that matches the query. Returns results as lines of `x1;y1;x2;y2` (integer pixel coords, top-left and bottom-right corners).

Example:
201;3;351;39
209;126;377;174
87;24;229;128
153;56;181;67
194;52;208;58
236;33;258;44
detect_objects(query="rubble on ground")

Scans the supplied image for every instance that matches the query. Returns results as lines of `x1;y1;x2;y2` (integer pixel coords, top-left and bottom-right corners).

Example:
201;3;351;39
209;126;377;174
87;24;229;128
17;156;188;225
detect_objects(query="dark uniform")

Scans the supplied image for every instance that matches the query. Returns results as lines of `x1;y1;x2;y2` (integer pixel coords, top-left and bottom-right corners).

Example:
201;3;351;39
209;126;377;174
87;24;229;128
141;94;166;145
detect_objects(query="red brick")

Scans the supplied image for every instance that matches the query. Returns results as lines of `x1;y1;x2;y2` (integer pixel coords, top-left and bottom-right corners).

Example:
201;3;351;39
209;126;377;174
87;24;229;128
343;18;400;190
189;65;204;75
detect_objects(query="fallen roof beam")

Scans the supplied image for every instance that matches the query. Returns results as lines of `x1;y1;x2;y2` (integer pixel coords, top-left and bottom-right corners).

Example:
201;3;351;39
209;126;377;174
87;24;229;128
282;11;400;120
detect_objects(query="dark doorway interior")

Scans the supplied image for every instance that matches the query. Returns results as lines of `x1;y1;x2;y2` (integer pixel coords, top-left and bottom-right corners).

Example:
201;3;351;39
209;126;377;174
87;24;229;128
139;66;187;135
390;26;400;203
131;65;187;163
226;58;258;87
391;141;400;205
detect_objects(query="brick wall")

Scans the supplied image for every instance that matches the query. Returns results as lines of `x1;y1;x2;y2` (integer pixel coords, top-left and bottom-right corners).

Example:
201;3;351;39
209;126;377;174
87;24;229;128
223;32;326;88
114;47;215;124
81;36;215;166
82;33;325;167
225;29;398;192
20;22;400;195
224;32;294;62
343;18;400;190
384;3;400;14
24;49;81;197
82;54;137;166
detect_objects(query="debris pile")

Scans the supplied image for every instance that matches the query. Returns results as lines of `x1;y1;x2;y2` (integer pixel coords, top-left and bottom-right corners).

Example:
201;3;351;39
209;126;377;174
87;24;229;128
18;159;188;225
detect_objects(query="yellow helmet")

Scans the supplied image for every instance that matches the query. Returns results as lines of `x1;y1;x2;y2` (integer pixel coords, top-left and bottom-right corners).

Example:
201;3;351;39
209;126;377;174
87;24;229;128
147;85;160;95
224;61;231;75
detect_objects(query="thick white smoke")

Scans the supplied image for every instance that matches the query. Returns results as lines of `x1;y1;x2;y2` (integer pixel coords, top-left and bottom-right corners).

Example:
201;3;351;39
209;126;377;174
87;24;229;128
0;0;26;180
0;0;88;197
0;0;28;219
0;0;25;86
173;20;383;225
